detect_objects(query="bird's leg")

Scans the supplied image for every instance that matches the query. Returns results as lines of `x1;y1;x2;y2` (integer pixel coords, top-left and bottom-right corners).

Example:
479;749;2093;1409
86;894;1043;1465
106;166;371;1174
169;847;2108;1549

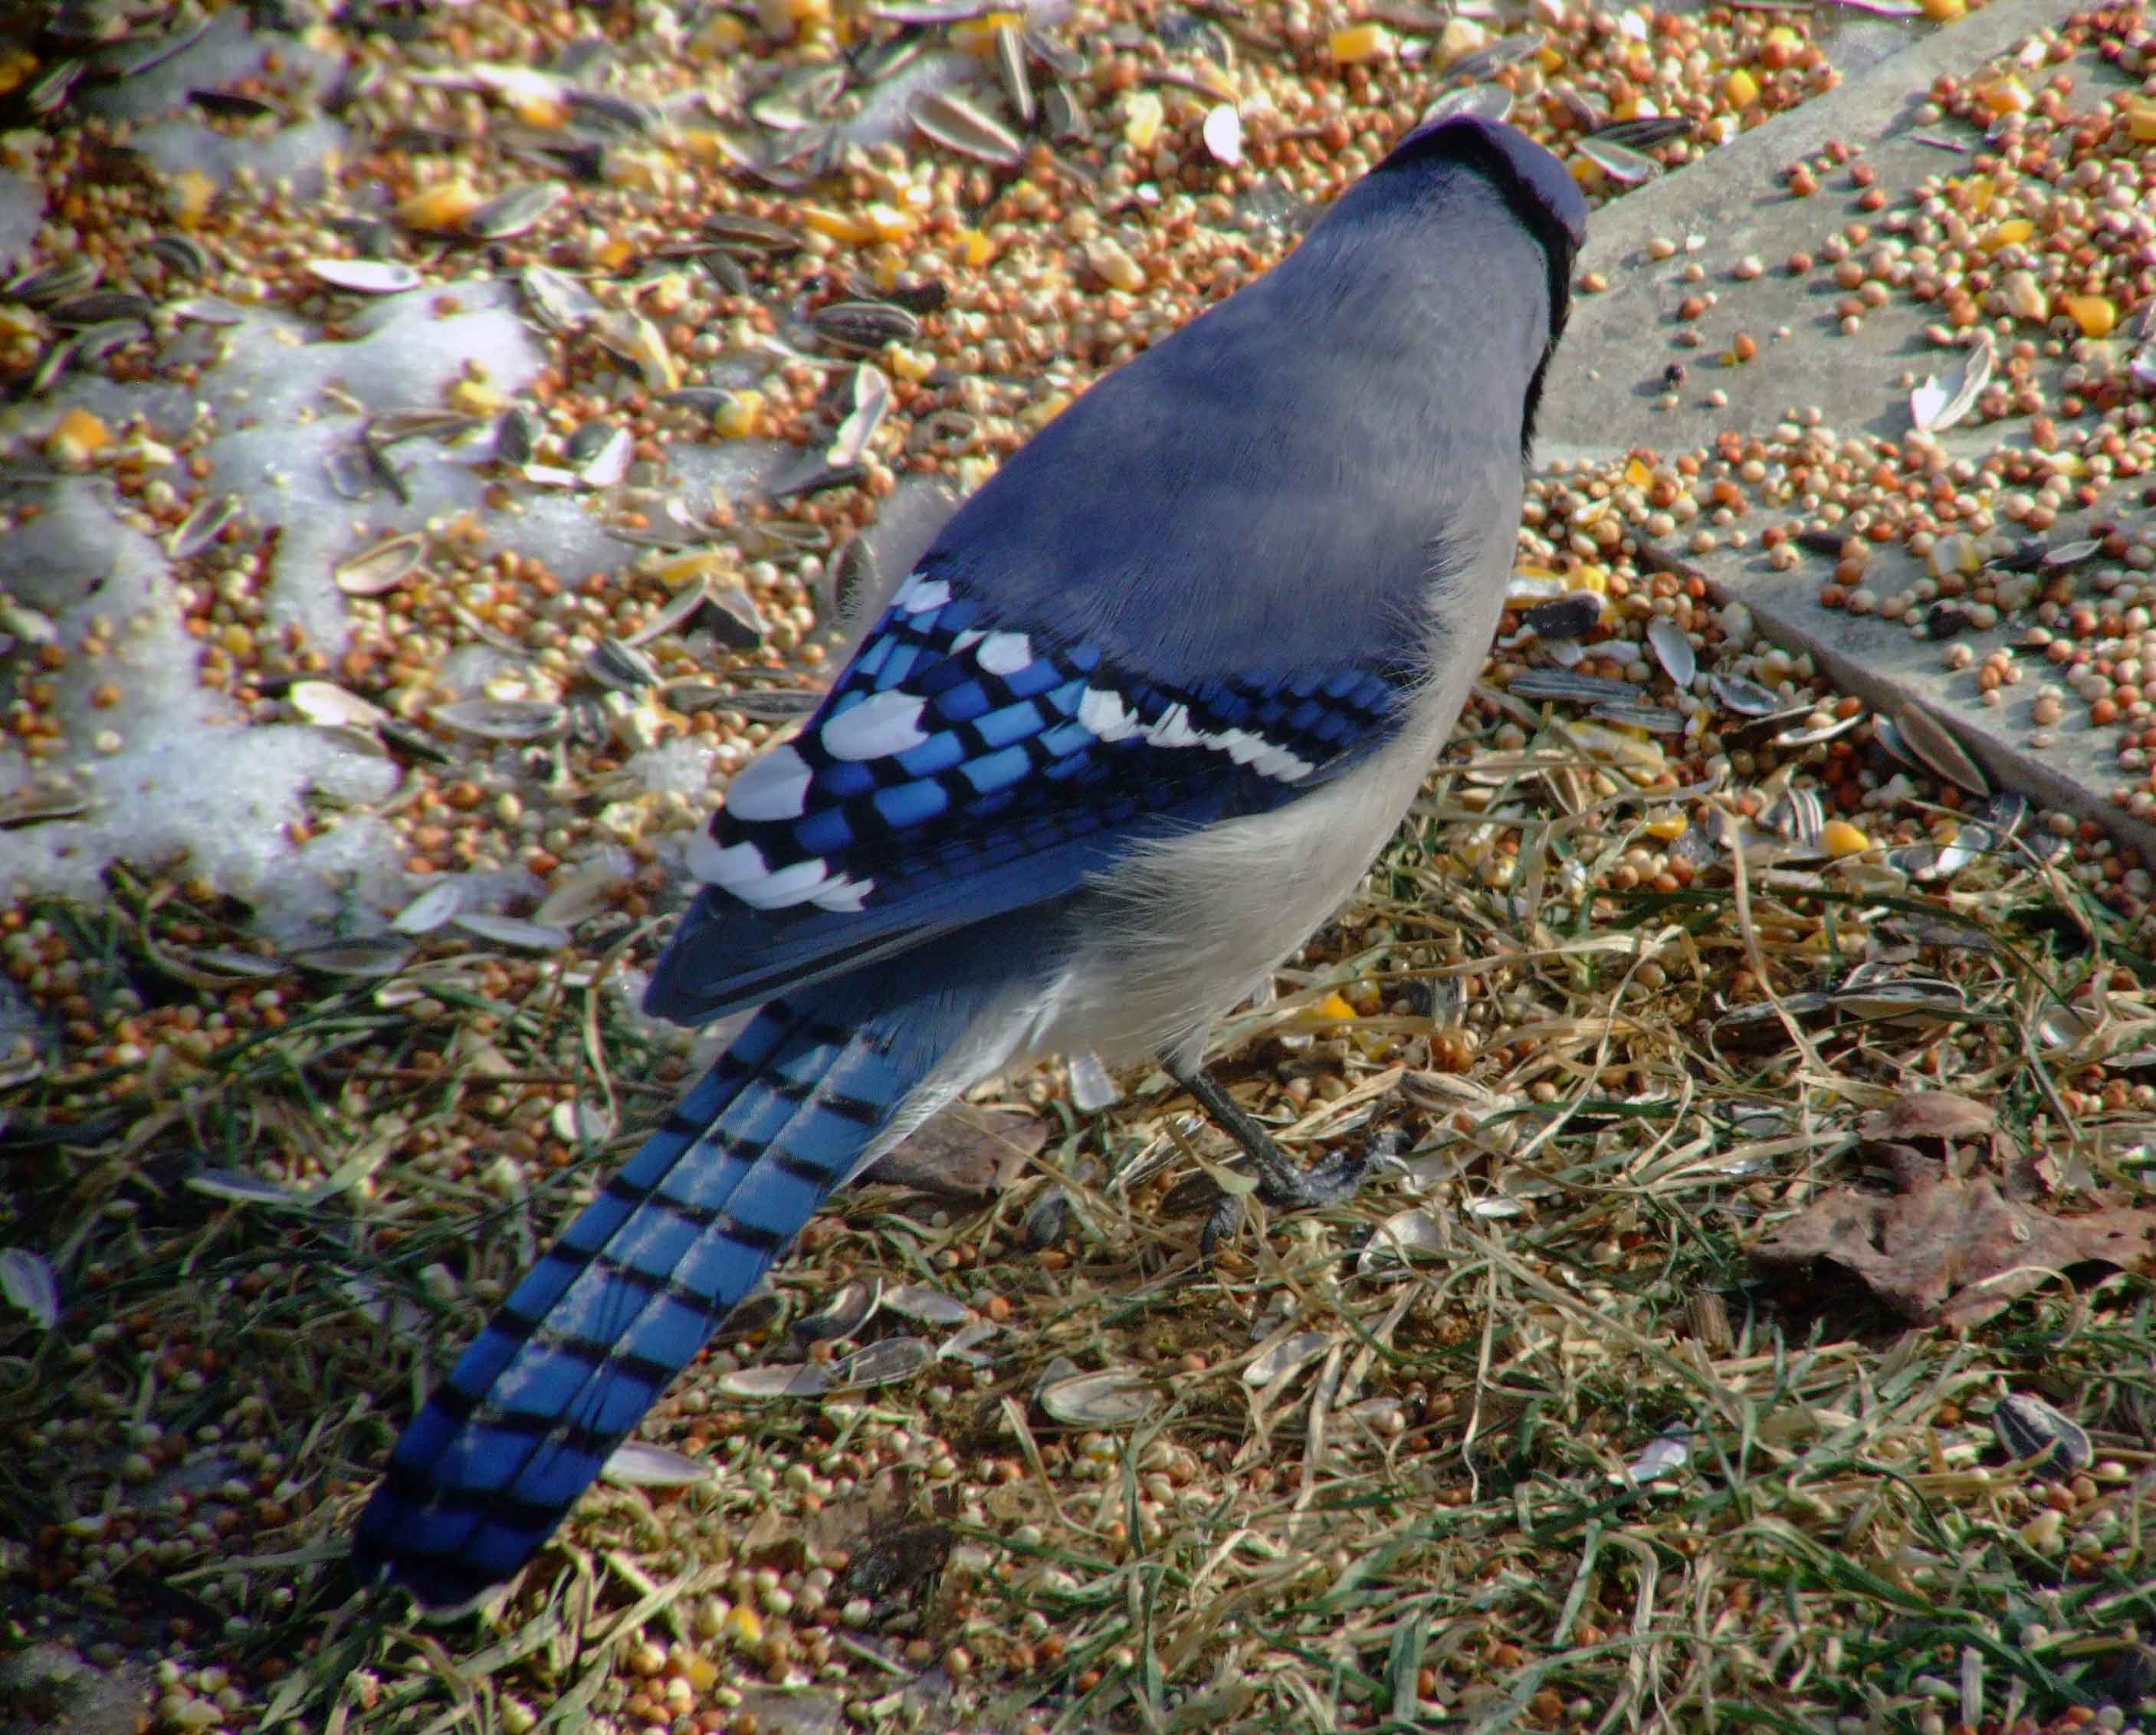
1166;1058;1394;1251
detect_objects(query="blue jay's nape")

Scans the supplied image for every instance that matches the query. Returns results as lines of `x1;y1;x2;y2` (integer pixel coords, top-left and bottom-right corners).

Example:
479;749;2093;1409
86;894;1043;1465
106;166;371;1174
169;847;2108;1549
352;114;1588;1611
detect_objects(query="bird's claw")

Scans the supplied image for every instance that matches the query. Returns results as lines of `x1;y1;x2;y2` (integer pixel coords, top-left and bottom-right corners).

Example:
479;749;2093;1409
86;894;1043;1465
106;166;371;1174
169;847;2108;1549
1199;1128;1403;1257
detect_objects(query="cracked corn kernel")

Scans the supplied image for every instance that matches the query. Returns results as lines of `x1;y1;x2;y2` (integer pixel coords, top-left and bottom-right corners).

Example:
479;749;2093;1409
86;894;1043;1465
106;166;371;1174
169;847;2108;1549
715;390;763;438
2059;295;2116;339
46;408;110;464
1122;90;1164;150
396;180;483;232
1644;811;1689;841
1821;820;1870;858
1328;24;1395;64
1724;69;1759;108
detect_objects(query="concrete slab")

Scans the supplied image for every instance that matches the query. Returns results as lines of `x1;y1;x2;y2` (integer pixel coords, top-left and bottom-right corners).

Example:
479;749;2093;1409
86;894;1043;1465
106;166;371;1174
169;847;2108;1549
1538;0;2154;856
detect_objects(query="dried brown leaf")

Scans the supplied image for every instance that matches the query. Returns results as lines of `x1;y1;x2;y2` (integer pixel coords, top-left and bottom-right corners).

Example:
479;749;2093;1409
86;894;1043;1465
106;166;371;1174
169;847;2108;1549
1858;1090;1995;1146
865;1103;1045;1198
1754;1153;2156;1328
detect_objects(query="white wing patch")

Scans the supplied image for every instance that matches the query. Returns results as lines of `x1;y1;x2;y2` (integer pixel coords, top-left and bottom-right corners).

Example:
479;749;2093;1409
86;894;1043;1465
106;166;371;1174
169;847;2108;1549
1076;686;1311;781
891;572;950;615
822;689;930;760
689;832;874;912
976;631;1035;676
724;743;813;821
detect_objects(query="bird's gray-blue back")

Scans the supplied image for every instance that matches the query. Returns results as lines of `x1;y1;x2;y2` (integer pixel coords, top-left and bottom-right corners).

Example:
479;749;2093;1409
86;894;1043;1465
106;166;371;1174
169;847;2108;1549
924;158;1560;684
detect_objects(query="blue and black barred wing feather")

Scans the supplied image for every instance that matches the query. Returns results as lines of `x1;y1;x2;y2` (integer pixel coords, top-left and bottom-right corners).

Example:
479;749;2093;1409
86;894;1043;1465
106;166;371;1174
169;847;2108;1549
644;568;1411;1024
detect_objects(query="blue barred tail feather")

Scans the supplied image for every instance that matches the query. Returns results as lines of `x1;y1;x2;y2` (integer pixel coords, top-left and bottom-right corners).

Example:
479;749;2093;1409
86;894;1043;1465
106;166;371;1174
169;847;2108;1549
352;965;1002;1609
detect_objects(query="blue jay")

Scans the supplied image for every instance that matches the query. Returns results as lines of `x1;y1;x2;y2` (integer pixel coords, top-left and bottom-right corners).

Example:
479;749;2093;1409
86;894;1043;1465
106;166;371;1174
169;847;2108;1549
353;114;1587;1609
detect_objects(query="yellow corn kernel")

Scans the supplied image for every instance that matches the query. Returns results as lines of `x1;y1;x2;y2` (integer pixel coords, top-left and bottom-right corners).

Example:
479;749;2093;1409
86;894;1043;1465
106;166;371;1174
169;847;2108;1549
1569;156;1603;190
1919;0;1965;17
1764;25;1803;50
0;47;36;97
1122;90;1164;150
1643;811;1689;841
1820;820;1870;858
46;407;111;464
865;201;917;243
1571;564;1610;594
1086;237;1144;293
1724;68;1760;109
1307;992;1359;1025
1977;77;2030;116
714;390;763;438
886;345;933;383
2059;294;2117;338
593;235;636;271
397;180;482;233
1328;23;1396;65
721;1604;763;1647
169;169;216;225
2127;99;2156;143
950;10;1024;50
681;1655;720;1691
801;205;874;244
950;226;993;267
1980;217;2033;252
448;379;509;416
1625;457;1655;489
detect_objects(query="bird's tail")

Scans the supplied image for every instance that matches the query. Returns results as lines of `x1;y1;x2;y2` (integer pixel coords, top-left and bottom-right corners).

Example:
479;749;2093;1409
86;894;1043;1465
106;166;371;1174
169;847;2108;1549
352;969;998;1609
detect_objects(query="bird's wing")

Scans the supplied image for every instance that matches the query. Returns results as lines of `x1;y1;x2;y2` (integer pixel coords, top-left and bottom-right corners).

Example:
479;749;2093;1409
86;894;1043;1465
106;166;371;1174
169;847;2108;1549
642;568;1411;1023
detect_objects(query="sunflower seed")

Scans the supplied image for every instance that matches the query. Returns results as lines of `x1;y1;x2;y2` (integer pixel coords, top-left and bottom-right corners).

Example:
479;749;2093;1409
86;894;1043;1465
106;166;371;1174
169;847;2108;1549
168;490;241;558
1577;134;1661;185
826;363;892;471
908;87;1023;167
0;1248;59;1331
796;1279;880;1343
73;317;149;364
519;263;597;332
602;1441;715;1487
2040;537;2103;569
390;880;466;934
592;307;678;390
1357;1207;1446;1274
829;1335;933;1389
1709;671;1783;715
1042;79;1091;144
333;531;425;596
992;22;1035;125
701;211;802;254
166;295;244;326
4;258;97;305
1038;1368;1159;1427
454;912;573;950
1421;83;1513;125
720;1363;829;1400
1993;1393;2091;1478
149;232;214;279
494;404;538;464
1593;702;1685;734
587;635;658;691
432;697;567;742
368;408;481;447
1910;329;1994;435
307;258;422;294
881;1284;973;1327
1510;669;1636;704
49;290;153;326
751;62;846;130
575;424;633;489
812;299;920;352
1446;29;1546;79
294;938;415;978
465;182;566;240
0;785;88;826
1774;712;1862;748
1895;705;1988;795
1592;114;1691;149
1646;617;1696;688
289;681;389;728
1521;592;1603;640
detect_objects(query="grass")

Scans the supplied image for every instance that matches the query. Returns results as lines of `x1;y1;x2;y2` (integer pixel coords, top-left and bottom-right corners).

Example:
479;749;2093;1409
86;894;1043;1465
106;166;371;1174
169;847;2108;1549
5;699;2156;1735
